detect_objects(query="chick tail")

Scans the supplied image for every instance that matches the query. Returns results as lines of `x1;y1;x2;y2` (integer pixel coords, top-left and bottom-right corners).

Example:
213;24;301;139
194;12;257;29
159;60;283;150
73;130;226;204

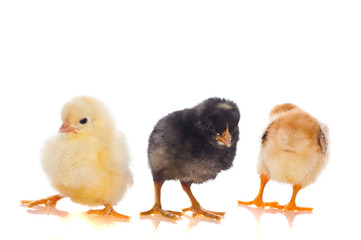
269;103;298;118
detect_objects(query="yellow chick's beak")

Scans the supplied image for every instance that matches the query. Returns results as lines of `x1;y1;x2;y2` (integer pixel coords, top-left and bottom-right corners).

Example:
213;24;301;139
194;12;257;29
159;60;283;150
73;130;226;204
216;125;232;147
59;120;78;133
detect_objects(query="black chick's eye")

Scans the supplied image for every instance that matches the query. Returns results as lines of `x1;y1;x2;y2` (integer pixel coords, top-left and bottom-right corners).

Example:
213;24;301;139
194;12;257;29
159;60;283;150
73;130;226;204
79;118;88;124
208;122;215;132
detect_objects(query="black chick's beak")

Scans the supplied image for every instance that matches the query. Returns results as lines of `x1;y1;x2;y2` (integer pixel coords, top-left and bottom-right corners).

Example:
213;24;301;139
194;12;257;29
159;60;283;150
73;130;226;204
216;124;232;147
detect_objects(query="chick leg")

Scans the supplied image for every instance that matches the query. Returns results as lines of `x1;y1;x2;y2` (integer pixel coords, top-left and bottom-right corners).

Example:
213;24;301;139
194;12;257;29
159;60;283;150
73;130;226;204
181;182;224;221
282;184;313;212
140;181;183;220
21;194;63;208
87;204;130;220
238;174;279;208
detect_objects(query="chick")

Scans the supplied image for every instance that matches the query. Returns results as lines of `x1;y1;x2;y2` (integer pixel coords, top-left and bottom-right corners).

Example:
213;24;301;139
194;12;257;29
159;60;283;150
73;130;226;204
22;96;133;219
238;103;329;211
140;97;240;220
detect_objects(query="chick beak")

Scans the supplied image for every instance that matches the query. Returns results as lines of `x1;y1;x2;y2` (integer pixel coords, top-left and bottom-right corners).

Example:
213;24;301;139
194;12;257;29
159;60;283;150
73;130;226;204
216;125;232;147
59;120;78;133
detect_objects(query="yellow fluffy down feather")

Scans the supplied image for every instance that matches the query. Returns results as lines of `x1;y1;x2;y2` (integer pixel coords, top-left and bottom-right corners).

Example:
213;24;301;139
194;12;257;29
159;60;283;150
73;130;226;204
258;103;329;188
42;96;133;207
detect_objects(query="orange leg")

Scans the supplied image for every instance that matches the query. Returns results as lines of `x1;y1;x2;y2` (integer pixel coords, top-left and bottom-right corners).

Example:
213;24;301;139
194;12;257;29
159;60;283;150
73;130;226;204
87;204;131;220
181;182;225;220
140;181;182;220
282;184;313;212
21;194;63;208
238;174;279;208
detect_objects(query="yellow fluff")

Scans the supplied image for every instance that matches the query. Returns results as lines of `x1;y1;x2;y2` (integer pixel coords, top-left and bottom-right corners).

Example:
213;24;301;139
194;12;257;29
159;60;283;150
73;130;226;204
42;96;133;206
23;96;133;219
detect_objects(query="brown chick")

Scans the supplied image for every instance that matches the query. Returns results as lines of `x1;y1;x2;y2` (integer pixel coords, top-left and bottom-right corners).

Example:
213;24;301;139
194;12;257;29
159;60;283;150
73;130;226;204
239;103;329;211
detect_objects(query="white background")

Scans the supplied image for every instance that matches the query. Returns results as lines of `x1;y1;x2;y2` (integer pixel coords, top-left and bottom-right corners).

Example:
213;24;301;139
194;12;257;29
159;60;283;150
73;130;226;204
1;1;360;239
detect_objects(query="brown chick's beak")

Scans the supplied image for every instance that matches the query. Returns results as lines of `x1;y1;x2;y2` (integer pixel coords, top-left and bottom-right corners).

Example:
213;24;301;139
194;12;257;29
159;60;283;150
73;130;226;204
59;121;78;133
216;125;232;147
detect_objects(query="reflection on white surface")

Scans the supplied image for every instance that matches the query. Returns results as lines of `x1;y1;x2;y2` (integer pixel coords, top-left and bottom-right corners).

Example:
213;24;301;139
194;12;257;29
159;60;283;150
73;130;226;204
237;204;312;229
21;204;69;218
14;194;357;240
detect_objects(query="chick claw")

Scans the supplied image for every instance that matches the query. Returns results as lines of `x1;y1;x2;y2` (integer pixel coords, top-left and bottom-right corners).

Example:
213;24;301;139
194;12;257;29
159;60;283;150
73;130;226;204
182;206;225;220
282;203;313;212
238;198;280;209
21;194;63;208
87;204;130;220
140;205;183;220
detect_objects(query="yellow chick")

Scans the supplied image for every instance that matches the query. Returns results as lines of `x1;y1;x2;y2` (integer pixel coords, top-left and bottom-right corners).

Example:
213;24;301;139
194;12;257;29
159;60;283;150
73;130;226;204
22;96;133;219
239;103;329;211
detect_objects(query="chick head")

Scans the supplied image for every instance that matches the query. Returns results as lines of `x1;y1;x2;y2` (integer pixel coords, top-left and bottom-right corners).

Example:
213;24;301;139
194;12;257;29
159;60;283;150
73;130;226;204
196;98;240;149
59;96;114;137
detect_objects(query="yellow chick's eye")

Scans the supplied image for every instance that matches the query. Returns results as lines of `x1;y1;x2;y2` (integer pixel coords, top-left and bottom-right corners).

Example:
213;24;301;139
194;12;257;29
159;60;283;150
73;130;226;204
79;118;88;124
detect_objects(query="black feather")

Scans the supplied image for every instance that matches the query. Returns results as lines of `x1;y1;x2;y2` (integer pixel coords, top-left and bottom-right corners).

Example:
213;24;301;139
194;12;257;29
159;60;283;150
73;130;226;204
148;97;240;184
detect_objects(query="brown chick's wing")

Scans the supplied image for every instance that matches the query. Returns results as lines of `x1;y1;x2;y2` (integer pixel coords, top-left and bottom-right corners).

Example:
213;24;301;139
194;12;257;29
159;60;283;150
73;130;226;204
318;126;329;155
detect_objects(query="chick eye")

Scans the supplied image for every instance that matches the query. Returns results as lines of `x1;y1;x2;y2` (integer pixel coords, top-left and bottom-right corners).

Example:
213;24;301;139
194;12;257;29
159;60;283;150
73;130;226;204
209;123;215;131
79;118;88;124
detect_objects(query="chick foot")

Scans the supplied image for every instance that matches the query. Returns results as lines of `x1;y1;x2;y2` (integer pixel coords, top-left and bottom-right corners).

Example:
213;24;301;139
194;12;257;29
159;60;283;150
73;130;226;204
87;204;130;220
140;204;183;220
21;194;63;208
181;181;224;221
283;203;313;212
238;198;280;209
280;184;313;212
182;204;224;220
140;180;183;220
238;174;279;209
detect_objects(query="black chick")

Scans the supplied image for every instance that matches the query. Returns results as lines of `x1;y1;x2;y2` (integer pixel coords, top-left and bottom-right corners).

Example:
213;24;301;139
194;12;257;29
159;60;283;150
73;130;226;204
140;97;240;220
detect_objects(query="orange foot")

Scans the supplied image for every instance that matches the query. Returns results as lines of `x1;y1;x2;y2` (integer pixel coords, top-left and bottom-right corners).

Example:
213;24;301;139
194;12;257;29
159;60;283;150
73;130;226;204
87;204;131;220
279;184;313;212
140;204;183;220
281;202;313;212
182;204;225;220
21;194;63;208
238;196;279;209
